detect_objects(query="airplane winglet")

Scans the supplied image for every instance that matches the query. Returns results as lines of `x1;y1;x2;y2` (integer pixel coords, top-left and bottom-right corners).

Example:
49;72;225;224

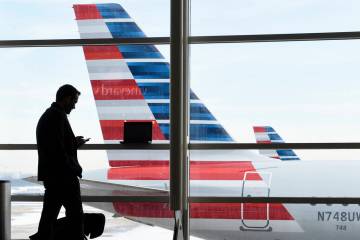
253;126;300;161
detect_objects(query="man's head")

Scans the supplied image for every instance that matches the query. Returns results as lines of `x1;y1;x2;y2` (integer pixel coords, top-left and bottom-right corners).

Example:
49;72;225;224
56;84;81;114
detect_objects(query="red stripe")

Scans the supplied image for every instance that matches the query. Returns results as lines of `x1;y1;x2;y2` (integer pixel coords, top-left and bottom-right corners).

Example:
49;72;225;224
91;80;144;100
83;46;123;60
107;161;262;180
253;126;266;133
113;202;293;220
257;140;271;144
100;120;166;140
73;4;102;20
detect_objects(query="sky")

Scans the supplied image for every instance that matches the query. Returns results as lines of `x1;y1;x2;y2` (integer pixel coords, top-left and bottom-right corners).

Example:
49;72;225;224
0;0;360;169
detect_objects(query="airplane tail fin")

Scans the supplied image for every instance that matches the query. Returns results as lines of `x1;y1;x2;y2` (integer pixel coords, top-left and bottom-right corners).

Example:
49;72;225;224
73;3;234;170
253;126;300;161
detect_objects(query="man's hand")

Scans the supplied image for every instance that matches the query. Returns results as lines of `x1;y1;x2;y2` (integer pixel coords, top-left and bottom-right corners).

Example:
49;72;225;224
76;136;90;147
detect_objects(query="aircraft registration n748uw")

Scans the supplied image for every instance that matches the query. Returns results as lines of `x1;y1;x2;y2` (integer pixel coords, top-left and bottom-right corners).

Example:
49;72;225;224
31;3;360;240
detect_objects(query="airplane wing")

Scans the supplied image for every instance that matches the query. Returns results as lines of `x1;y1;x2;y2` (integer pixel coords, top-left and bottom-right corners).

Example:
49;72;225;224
22;176;169;214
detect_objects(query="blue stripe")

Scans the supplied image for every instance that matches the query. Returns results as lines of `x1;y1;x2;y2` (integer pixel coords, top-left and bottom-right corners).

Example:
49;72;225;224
158;124;170;139
118;45;163;59
190;90;199;100
158;124;233;141
190;124;233;141
138;83;169;99
136;86;204;100
148;103;216;121
191;103;216;120
106;22;145;38
269;133;283;141
265;126;275;132
96;4;130;19
279;157;300;161
127;62;169;79
276;149;296;156
148;103;169;120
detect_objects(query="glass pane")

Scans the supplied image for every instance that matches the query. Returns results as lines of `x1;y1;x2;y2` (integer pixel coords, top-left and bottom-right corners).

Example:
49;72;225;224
191;0;360;36
0;45;169;144
189;203;360;240
189;40;360;197
0;1;169;40
0;45;171;187
189;41;360;143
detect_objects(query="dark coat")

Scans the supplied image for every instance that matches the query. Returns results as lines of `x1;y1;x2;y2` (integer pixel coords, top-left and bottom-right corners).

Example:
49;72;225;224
36;102;82;181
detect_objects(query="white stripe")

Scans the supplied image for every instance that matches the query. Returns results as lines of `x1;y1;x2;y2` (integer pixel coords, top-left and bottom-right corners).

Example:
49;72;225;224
77;19;133;25
86;59;134;80
144;99;170;104
156;120;219;125
108;150;169;160
89;72;134;80
255;133;270;142
151;120;170;124
125;59;167;63
96;100;154;120
188;140;236;143
76;20;110;34
259;150;278;156
78;25;110;34
145;99;202;104
87;59;130;71
135;79;169;83
104;18;133;22
104;140;169;144
79;32;113;39
190;120;219;125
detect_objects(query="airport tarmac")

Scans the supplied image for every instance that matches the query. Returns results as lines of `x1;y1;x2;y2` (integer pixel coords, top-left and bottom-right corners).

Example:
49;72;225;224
11;202;174;240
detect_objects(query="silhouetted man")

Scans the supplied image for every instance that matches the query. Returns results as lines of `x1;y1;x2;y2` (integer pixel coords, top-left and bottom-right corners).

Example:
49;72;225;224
35;84;89;240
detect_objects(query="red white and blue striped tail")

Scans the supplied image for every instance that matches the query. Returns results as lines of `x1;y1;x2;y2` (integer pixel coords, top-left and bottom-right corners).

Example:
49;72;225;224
253;126;300;161
73;3;234;170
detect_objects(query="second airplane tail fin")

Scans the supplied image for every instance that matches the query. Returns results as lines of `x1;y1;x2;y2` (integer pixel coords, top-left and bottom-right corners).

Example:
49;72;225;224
253;126;300;161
